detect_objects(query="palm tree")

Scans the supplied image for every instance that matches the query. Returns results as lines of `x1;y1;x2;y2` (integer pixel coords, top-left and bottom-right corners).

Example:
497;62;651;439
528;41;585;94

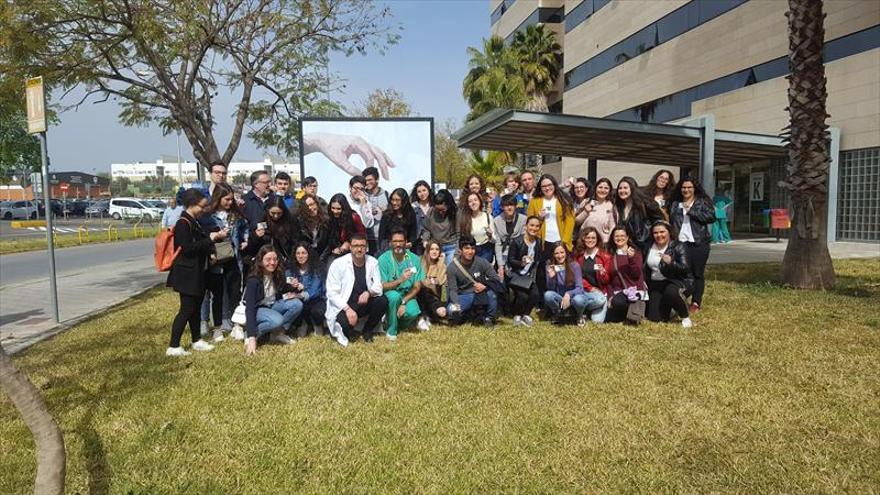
779;0;835;288
511;24;563;112
468;150;512;186
462;35;526;122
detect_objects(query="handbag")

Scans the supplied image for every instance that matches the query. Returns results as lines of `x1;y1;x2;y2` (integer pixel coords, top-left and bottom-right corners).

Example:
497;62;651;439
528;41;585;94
231;298;247;326
507;271;533;290
213;240;234;264
613;253;645;324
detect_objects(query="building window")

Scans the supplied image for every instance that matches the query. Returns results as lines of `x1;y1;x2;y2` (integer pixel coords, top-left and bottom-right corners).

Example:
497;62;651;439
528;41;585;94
491;0;517;26
505;7;565;43
838;148;880;242
565;0;612;33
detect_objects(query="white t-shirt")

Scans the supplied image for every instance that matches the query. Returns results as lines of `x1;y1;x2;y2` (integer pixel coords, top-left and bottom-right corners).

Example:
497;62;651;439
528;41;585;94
521;237;536;275
542;198;561;242
261;277;276;306
678;203;695;242
647;245;666;281
471;212;491;245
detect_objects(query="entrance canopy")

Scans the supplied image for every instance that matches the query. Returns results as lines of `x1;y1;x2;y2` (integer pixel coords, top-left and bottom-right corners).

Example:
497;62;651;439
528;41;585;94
452;109;786;168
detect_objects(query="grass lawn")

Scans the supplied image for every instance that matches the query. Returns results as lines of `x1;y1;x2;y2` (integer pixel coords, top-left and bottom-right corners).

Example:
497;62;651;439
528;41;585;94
0;224;160;255
1;259;878;493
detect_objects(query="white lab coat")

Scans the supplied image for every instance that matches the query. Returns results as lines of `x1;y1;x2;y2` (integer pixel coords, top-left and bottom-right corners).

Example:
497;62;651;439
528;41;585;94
324;253;383;337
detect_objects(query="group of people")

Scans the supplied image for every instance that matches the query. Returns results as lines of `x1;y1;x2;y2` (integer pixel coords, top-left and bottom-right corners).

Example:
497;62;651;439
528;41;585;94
163;162;716;357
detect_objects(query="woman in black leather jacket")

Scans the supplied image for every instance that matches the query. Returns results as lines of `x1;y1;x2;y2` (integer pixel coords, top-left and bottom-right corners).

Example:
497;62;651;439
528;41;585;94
644;221;693;327
504;215;545;327
614;176;663;254
670;178;716;312
295;193;330;262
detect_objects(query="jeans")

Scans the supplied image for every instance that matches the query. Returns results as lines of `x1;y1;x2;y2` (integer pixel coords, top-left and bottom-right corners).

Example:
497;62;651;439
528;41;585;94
442;243;457;266
447;290;497;321
475;243;494;264
385;290;421;336
543;291;606;321
255;298;303;337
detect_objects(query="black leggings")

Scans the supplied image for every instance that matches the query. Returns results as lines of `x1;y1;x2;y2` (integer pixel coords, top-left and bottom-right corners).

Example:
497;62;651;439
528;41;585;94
646;280;689;322
335;295;388;339
417;289;444;319
509;283;540;316
685;241;710;306
170;293;204;347
605;293;631;323
295;298;327;337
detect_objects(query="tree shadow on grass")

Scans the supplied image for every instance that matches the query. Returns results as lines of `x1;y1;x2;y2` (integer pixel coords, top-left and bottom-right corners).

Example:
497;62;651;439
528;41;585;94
709;261;880;299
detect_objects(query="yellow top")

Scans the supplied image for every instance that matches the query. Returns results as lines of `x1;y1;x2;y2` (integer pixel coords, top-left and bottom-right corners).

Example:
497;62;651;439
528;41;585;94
527;196;575;250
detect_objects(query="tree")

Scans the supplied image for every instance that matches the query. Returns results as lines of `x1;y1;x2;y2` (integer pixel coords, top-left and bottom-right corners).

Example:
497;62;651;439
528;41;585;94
0;343;66;495
462;35;526;122
0;109;40;183
779;0;835;289
468;150;510;187
353;88;412;118
511;24;562;113
7;0;398;168
434;120;470;188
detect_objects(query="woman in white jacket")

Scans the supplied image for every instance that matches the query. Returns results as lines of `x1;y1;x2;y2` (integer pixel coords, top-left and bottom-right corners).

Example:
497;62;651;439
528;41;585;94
324;233;386;347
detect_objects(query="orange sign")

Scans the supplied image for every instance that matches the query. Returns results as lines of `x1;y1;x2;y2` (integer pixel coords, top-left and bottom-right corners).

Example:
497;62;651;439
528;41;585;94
770;209;790;230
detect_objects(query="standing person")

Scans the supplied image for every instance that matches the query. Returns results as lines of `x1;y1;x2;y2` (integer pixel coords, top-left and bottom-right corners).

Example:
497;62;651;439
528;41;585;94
418;240;449;325
362;166;389;254
582;177;616;244
645;221;693;328
208;161;228;197
292;176;328;214
242;245;303;355
347;176;377;250
505;216;543;327
410;180;434;253
378;188;418;253
492;194;527;279
420;189;459;265
242;170;274;227
325;193;366;265
274;171;295;210
670;178;716;314
543;243;600;327
378;228;425;340
572;227;611;324
571;177;593;238
614;176;662;254
520;170;538;208
288;243;327;337
491;172;526;217
161;195;182;229
165;188;228;356
295;193;330;262
457;191;495;263
645;169;676;219
527;174;575;254
712;188;733;244
605;226;648;324
324;233;387;346
446;236;503;327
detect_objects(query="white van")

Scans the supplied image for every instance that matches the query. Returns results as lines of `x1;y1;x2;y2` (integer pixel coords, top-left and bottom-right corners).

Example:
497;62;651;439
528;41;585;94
108;197;164;220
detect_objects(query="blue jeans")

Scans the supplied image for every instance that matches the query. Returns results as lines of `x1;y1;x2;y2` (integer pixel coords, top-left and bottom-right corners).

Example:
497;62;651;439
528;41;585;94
544;291;605;320
447;290;497;320
256;298;303;337
442;243;457;265
476;243;494;264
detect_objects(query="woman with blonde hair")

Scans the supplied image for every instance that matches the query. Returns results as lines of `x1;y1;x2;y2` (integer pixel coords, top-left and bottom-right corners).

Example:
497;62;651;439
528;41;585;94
417;239;449;327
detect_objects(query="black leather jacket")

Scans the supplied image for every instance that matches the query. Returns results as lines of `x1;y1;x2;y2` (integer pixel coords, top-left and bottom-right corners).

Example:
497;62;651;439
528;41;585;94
616;201;663;253
505;235;545;278
670;198;716;245
646;240;694;292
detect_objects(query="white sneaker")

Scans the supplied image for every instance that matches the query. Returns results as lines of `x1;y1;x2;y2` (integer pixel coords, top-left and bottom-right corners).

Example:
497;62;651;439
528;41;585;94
192;340;215;352
521;315;534;327
577;316;587;327
332;322;349;348
386;333;398;342
682;317;694;329
165;346;191;357
212;329;225;342
513;315;523;326
230;325;245;341
270;332;294;345
417;317;430;332
200;321;210;337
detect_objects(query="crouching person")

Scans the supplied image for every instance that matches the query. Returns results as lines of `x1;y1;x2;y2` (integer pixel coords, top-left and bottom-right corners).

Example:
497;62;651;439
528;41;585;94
447;236;504;327
378;228;425;341
244;246;304;355
324;233;387;346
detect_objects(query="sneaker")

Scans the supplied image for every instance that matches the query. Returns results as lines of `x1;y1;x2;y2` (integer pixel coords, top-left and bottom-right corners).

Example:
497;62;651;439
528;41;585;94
483;317;495;328
230;325;245;341
212;329;225;342
521;315;534;327
689;303;701;314
513;315;523;326
682;317;694;329
165;346;191;357
191;340;215;352
577;316;587;327
221;319;233;331
386;333;398;342
332;323;349;347
199;320;210;337
417;317;430;332
270;332;294;345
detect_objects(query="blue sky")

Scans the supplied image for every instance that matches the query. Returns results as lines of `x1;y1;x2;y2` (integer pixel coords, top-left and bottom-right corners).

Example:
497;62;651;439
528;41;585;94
49;0;488;173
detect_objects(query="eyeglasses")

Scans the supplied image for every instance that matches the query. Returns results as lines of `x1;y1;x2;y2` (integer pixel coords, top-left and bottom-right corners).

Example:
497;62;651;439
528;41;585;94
351;243;367;249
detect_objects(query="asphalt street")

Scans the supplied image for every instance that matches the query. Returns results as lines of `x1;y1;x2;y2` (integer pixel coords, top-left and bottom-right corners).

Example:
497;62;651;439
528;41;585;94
0;217;151;239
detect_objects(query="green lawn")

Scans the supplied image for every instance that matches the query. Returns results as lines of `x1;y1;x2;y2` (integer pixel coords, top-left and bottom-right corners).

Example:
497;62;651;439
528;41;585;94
1;259;878;493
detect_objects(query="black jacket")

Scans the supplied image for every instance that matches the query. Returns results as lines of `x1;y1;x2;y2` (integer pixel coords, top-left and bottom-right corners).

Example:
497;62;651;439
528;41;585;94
505;235;545;280
242;190;274;228
166;212;214;296
670;198;716;245
617;201;663;253
378;211;419;251
646;240;694;292
243;275;295;338
296;220;330;260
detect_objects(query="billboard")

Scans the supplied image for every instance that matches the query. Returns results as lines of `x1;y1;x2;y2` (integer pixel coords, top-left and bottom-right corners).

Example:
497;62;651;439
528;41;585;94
299;118;434;197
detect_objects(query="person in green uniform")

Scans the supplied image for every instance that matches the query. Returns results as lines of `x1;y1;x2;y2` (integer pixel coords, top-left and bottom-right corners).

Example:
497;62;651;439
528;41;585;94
712;189;733;244
378;227;424;341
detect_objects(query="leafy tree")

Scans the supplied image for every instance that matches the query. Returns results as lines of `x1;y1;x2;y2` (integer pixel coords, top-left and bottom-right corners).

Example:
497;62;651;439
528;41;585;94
468;150;512;187
7;0;399;169
0;109;40;183
353;88;413;118
779;0;835;288
434;120;470;188
511;24;562;113
462;35;526;122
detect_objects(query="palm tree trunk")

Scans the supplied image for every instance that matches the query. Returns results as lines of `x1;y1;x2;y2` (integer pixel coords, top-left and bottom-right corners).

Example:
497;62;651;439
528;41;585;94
0;343;66;494
780;0;835;289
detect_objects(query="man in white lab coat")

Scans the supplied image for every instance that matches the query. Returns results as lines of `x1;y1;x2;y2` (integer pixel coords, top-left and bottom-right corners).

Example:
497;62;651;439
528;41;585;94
324;232;386;347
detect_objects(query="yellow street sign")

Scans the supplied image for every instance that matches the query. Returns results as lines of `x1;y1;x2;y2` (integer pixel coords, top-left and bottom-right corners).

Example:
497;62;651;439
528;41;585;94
25;76;47;134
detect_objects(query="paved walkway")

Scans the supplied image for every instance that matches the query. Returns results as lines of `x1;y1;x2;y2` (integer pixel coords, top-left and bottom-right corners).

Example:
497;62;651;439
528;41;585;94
708;238;879;264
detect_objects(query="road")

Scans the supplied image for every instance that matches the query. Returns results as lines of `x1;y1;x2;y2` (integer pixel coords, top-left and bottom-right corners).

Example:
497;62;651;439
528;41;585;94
0;217;155;239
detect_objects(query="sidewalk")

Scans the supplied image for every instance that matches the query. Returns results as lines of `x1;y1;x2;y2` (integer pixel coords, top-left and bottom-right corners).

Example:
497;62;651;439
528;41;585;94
708;238;879;264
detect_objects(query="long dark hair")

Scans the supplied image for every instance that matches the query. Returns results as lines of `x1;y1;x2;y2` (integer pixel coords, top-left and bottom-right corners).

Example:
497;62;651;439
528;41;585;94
591;177;614;202
608;225;634;252
458;191;486;236
410;180;434;206
290;241;319;275
572;177;592;203
249;244;284;287
297;192;326;230
264;195;295;244
645;169;676;202
433;189;457;221
207;183;241;218
384;188;416;225
614;176;658;219
327;193;355;235
537;174;574;219
670;176;711;204
551;243;575;288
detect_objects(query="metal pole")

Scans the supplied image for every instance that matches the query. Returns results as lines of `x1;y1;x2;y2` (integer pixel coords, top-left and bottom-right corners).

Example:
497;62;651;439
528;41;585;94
176;131;182;184
38;132;60;322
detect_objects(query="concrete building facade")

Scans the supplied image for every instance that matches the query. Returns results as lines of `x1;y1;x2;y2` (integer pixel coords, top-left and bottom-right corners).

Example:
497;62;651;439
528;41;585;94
111;156;300;186
489;0;879;241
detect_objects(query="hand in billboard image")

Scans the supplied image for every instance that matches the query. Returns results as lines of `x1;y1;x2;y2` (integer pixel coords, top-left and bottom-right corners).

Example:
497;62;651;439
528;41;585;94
303;132;396;180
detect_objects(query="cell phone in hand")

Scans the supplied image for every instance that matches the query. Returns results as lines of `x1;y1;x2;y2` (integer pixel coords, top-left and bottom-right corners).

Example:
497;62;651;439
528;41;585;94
257;222;267;230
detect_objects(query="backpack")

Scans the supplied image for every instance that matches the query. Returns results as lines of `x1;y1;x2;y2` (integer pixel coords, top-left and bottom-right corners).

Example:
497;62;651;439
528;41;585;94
154;218;190;272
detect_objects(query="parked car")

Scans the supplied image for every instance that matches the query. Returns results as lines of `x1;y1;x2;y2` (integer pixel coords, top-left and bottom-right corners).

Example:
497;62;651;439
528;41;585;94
108;197;164;221
1;200;39;220
66;199;90;216
85;200;110;216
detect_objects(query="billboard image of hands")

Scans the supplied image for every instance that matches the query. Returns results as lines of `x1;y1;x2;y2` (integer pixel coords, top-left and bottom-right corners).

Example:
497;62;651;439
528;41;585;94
299;118;434;195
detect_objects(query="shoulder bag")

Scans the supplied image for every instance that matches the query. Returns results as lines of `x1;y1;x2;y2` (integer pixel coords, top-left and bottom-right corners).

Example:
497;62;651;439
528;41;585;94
613;254;645;323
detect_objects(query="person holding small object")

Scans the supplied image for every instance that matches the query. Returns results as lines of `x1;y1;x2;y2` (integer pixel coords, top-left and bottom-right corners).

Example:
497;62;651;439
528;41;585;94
543;243;596;326
325;193;367;265
378;188;418;253
458;191;495;263
288;243;327;337
324;233;386;346
295;193;329;261
670;177;716;314
420;189;459;265
645;221;693;328
645;169;676;219
505;215;543;327
582;177;616;244
573;226;611;324
347;176;376;240
446;236;503;327
605;226;649;324
418;240;449;325
571;177;593;238
410;180;434;253
615;176;662;254
242;246;303;355
378;228;425;340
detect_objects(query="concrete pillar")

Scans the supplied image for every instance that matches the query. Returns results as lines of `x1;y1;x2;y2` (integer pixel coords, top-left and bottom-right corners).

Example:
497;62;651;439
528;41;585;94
826;127;841;244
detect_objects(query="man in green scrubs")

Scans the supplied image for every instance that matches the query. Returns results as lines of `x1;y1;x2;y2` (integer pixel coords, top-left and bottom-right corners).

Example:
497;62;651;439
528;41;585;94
378;228;424;341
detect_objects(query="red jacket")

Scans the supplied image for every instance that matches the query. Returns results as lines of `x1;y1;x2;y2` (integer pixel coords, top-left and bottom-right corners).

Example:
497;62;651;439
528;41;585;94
574;250;612;293
608;250;646;294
